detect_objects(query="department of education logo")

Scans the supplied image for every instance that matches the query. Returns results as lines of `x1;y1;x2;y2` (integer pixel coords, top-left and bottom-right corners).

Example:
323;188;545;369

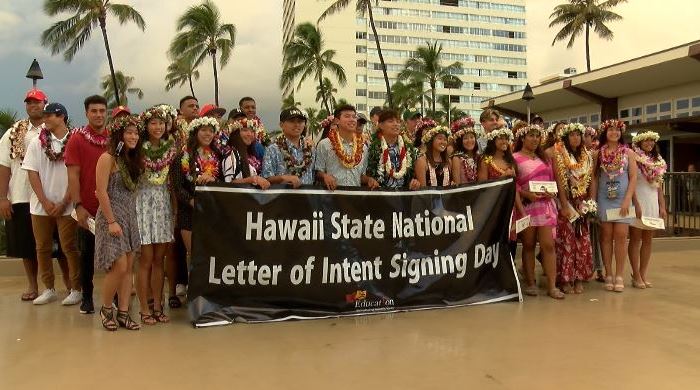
345;290;395;310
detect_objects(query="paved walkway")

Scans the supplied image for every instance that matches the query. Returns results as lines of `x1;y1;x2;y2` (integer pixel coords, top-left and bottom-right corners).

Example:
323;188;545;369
1;239;698;389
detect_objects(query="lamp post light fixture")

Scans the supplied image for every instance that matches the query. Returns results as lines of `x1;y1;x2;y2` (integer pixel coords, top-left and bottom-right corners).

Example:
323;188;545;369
26;59;44;88
521;83;534;124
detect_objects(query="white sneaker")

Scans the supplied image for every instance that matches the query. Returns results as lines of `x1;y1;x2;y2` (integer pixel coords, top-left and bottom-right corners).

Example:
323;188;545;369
176;284;187;297
33;289;58;305
62;290;82;306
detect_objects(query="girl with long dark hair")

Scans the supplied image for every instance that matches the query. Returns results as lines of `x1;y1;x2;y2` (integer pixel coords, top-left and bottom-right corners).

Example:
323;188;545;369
414;126;453;187
94;115;144;331
450;117;481;185
222;118;271;189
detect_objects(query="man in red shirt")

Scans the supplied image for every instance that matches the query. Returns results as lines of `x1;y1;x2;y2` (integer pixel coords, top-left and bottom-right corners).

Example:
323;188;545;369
65;95;109;314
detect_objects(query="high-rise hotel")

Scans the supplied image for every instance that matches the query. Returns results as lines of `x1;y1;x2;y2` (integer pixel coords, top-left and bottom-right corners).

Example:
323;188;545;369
282;0;527;119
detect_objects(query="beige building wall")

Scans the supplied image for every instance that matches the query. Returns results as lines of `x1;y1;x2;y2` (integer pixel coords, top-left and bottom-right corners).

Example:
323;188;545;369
283;0;527;118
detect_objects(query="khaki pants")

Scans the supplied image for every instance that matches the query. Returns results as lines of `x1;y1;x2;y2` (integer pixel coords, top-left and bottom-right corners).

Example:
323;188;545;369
31;215;81;290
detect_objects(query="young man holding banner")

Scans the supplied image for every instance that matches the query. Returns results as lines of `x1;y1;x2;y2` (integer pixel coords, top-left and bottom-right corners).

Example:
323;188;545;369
262;108;315;187
314;105;378;190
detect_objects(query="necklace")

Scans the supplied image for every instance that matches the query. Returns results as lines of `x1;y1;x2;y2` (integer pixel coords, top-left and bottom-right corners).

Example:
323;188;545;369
117;158;138;192
454;152;478;183
633;145;666;188
181;146;219;182
39;128;70;162
143;137;176;185
554;142;591;198
428;161;450;187
599;143;627;199
77;126;109;147
8;120;30;160
276;134;313;177
378;135;411;180
328;129;363;168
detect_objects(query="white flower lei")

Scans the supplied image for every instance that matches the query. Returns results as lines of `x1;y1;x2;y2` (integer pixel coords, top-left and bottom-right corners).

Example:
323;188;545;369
486;127;514;142
421;125;451;144
188;116;220;134
559;122;585;139
514;124;543;139
378;135;411;180
632;130;660;143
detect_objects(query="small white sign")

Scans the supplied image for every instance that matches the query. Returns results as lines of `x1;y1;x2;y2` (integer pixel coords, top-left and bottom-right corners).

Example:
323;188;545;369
566;203;580;223
529;181;558;194
71;210;96;235
632;216;665;230
515;215;531;233
606;207;636;221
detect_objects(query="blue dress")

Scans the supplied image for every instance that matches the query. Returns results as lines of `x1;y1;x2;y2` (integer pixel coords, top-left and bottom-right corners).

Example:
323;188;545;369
596;151;634;224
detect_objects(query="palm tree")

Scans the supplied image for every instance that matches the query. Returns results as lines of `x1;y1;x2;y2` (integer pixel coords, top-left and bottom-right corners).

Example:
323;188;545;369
318;0;392;106
41;0;145;107
169;0;236;106
390;80;423;111
101;71;143;108
549;0;627;72
397;41;463;113
165;55;200;97
304;106;320;138
282;93;301;109
0;108;18;137
280;22;347;114
316;78;338;110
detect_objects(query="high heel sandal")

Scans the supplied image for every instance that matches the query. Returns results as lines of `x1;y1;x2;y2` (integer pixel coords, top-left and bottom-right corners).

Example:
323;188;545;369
547;288;565;300
613;276;625;292
604;275;614;291
116;310;141;330
153;310;170;323
631;280;647;289
140;311;157;325
100;306;118;331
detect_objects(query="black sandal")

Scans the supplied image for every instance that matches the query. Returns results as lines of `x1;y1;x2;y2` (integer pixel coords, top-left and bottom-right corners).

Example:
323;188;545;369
100;306;118;331
168;296;182;309
153;310;170;323
140;311;157;325
116;310;141;330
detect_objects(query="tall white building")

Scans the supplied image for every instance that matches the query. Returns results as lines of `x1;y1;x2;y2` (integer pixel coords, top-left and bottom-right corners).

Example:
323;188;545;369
283;0;527;120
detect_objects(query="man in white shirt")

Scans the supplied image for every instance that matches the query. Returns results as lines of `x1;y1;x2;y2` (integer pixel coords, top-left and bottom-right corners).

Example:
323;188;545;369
0;89;47;301
23;103;81;306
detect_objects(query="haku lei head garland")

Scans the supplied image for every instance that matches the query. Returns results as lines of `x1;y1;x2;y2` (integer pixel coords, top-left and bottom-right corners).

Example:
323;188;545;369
631;130;666;187
140;105;171;127
328;128;364;168
485;127;514;142
450;116;483;140
187;116;220;134
8;119;30;160
108;114;141;138
514;124;543;139
584;126;597;138
275;134;313;177
416;117;437;132
559;123;585;139
230;117;268;144
320;115;335;130
39;127;71;162
421;125;451;145
600;119;626;133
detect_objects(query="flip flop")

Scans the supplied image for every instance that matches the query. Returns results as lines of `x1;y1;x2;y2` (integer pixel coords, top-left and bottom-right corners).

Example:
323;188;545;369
21;292;38;301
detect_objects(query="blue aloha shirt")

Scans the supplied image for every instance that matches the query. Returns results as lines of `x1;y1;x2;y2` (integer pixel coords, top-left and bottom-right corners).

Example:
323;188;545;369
262;137;316;185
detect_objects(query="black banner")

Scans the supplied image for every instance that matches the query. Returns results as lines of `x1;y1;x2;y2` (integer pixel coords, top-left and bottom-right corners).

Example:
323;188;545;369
188;178;521;327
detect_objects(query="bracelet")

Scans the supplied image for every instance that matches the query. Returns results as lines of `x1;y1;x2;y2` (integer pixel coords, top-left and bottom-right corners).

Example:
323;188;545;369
108;221;117;225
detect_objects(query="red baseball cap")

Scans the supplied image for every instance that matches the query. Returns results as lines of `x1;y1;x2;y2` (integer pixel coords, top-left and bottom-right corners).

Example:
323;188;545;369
199;104;226;118
24;89;47;103
112;106;131;118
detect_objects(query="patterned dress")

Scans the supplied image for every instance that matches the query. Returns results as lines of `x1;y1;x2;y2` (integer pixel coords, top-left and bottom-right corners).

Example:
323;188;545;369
95;171;141;271
136;180;174;245
554;149;593;283
455;153;478;184
514;152;558;228
596;149;634;224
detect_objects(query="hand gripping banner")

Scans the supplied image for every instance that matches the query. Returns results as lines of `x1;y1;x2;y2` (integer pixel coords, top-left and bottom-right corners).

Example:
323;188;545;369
188;178;521;327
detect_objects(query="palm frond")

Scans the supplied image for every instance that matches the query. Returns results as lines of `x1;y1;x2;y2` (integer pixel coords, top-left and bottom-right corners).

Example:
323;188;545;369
107;4;146;30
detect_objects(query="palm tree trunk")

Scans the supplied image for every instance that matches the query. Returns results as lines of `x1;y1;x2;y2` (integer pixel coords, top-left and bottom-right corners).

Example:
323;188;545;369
430;81;436;113
585;22;591;72
211;51;220;106
99;16;120;107
188;75;196;98
367;3;392;107
319;75;330;114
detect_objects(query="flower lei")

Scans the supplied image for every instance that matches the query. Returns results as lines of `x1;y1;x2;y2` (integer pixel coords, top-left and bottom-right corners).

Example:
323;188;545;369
379;134;411;180
181;147;219;182
39;128;70;162
248;155;262;175
187;116;220;134
584;126;597;138
600;119;626;133
328;129;363;168
416;117;437;132
453;152;479;183
117;158;138;192
482;155;507;176
599;143;628;179
554;142;592;198
632;131;660;144
77;126;110;147
514;124;543;139
428;162;451;187
421;125;451;145
486;127;514;142
319;115;335;131
142;137;176;185
450;117;476;133
275;134;313;177
8;119;30;160
633;145;666;188
559;123;585;139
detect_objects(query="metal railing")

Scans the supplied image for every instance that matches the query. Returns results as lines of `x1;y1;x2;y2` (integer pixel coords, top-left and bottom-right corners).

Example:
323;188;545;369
663;172;700;236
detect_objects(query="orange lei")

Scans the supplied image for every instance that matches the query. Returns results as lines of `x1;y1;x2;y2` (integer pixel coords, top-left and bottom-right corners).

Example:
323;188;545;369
328;129;363;168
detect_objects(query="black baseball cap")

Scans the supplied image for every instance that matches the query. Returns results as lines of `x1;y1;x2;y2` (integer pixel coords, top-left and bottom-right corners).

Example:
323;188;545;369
43;103;68;119
403;108;422;121
357;113;368;124
228;108;246;120
280;107;307;122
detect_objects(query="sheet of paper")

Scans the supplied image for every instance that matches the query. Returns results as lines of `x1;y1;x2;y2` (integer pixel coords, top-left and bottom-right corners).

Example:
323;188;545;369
632;216;665;230
566;203;580;223
71;209;96;235
529;181;558;194
606;207;636;221
515;215;531;233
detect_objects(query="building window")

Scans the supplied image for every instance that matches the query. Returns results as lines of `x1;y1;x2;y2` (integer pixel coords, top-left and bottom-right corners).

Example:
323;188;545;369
590;114;600;124
356;103;367;112
440;0;458;6
356;45;367;54
450;95;460;103
578;116;587;124
676;98;689;110
356;31;367;40
356;60;366;68
659;102;671;113
646;104;657;115
356;75;367;83
507;71;517;79
620;109;629;118
474;82;481;90
356;89;367;97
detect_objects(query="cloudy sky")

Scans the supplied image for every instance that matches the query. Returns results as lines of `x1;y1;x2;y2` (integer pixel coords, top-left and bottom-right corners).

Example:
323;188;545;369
0;0;698;127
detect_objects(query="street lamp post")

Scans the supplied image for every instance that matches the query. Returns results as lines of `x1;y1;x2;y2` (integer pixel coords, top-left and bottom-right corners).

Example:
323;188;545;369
447;87;451;125
26;59;44;88
521;83;534;124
